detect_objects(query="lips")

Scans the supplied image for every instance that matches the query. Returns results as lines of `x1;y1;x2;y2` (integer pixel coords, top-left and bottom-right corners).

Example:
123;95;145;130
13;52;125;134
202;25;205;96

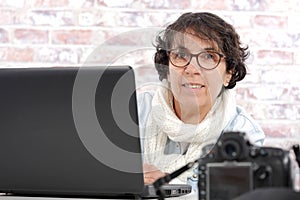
182;83;205;89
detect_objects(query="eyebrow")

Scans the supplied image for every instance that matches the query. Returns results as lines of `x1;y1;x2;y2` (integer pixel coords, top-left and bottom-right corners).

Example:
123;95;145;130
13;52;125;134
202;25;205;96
174;45;215;50
203;47;216;51
174;46;218;53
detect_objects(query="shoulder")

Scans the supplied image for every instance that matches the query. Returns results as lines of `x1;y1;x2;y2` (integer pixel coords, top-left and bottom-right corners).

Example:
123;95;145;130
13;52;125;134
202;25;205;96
137;91;154;107
137;91;155;127
225;105;265;146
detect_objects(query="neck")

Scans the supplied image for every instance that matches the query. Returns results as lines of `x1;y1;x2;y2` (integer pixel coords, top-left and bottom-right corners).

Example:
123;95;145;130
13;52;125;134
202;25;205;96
173;98;212;124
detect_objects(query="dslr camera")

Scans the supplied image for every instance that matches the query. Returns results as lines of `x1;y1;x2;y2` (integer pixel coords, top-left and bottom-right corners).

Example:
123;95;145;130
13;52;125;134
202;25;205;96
198;131;294;200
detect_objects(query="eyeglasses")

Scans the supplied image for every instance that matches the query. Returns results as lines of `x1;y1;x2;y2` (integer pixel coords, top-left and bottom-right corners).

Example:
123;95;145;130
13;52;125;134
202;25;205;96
168;48;225;70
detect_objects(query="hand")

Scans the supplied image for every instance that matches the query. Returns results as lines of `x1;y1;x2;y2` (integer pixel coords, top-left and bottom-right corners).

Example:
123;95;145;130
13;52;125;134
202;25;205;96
143;163;167;185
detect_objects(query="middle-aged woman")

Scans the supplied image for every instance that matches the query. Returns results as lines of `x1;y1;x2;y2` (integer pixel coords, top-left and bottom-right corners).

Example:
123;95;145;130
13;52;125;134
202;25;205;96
137;12;265;188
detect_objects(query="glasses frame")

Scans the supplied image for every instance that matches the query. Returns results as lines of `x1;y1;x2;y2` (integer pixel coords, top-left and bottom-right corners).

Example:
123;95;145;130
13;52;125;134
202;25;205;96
168;49;226;70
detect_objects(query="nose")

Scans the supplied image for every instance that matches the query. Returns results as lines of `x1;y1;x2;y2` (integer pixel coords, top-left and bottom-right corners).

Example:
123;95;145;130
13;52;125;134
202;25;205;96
185;57;200;75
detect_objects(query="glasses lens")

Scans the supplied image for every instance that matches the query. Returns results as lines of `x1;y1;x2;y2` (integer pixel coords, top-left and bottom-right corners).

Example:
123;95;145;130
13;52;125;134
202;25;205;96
169;49;190;67
197;51;221;69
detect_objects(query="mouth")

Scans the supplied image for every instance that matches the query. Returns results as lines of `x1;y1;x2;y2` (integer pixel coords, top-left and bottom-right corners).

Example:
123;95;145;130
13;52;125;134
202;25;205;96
182;83;205;89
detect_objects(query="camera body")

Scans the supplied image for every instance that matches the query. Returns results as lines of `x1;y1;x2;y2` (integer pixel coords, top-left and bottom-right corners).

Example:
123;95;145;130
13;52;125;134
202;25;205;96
198;131;293;200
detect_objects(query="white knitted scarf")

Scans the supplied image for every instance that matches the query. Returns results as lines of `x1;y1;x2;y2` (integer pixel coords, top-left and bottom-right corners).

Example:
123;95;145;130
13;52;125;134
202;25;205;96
143;84;236;179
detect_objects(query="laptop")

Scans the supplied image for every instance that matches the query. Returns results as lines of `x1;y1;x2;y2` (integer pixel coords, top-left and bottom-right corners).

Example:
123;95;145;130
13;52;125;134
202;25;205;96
0;66;191;198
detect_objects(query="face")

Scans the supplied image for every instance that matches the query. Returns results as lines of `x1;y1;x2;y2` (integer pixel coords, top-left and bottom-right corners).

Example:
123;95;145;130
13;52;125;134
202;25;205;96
168;32;232;112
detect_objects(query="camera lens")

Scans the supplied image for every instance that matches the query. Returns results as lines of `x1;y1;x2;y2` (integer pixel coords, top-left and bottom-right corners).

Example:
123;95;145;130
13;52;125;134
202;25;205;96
220;140;241;160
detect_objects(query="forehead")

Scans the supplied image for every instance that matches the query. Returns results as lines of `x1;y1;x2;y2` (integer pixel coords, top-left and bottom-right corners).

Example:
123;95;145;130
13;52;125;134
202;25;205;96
171;31;219;51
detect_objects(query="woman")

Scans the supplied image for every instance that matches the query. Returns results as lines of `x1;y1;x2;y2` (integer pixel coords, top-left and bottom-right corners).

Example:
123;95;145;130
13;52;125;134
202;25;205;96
138;12;265;187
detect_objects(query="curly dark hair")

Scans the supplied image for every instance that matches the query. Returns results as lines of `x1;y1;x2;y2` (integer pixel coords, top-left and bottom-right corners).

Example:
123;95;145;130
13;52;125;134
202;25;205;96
154;12;249;89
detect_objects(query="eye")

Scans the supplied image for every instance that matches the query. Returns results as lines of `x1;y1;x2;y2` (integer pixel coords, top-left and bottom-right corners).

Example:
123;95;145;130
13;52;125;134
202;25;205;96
173;48;189;59
200;51;219;62
177;52;186;58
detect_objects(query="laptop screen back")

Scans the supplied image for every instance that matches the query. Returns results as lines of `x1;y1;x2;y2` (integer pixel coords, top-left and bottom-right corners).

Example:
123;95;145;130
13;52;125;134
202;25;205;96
0;66;144;197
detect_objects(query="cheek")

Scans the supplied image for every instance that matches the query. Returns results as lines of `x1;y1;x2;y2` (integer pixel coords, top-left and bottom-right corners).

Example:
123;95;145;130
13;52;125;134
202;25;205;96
205;63;228;89
203;70;224;99
168;67;185;98
168;66;182;83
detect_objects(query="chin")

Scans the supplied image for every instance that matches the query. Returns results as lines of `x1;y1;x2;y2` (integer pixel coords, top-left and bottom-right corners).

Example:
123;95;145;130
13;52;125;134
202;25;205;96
179;96;208;107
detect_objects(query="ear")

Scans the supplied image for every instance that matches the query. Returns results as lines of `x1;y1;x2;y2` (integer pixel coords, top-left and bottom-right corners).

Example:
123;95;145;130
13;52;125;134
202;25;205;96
224;70;233;87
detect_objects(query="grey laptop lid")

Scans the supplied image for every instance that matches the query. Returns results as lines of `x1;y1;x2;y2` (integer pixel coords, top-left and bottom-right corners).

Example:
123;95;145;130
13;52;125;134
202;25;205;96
0;66;144;197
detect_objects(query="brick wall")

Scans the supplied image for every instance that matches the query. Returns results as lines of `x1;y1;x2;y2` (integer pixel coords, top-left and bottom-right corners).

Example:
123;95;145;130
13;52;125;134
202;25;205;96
0;0;300;150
